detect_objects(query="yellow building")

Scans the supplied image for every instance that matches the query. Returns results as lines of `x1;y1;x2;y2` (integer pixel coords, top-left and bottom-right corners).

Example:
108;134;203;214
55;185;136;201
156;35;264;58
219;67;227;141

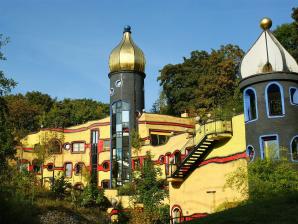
17;18;298;223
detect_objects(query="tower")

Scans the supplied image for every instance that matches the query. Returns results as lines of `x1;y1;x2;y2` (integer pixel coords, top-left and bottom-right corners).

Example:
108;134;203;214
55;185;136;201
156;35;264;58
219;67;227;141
108;26;146;187
239;18;298;162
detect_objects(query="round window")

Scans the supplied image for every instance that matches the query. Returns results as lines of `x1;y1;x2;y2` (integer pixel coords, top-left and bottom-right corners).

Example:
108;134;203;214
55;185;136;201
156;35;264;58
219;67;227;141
103;162;109;170
47;163;54;171
64;143;71;150
115;80;122;87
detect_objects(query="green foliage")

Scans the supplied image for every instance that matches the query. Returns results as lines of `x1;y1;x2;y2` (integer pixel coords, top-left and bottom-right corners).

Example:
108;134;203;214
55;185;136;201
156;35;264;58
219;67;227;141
132;152;168;223
157;44;244;116
226;159;298;202
51;173;71;199
273;7;298;63
71;184;109;209
118;182;135;196
0;166;39;224
131;129;142;153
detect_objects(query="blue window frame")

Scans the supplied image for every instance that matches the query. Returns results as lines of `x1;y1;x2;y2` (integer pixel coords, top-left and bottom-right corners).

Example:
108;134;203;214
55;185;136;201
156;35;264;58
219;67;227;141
246;145;255;162
290;136;298;162
289;87;298;105
265;82;285;118
259;134;279;160
243;87;258;122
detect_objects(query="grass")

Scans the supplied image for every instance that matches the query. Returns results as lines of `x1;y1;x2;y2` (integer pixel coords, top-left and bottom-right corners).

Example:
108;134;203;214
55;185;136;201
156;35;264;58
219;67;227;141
186;193;298;224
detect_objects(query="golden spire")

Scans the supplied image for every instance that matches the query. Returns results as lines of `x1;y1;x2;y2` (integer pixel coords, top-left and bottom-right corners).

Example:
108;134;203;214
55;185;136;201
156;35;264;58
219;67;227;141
109;26;146;73
260;17;272;30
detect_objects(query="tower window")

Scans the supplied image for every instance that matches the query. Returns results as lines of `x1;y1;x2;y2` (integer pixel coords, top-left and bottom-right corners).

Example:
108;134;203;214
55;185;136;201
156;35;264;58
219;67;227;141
243;88;258;122
290;87;298;105
265;82;285;117
290;136;298;162
260;135;279;160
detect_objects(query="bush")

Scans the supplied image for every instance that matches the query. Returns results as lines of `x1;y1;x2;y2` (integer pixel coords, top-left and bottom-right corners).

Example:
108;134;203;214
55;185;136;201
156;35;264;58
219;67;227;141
226;159;298;202
51;173;71;199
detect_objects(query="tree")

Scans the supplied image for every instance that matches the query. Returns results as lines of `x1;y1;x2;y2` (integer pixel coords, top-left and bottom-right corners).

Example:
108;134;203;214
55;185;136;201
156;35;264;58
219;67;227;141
0;34;16;167
131;152;168;223
273;7;298;62
157;44;244;117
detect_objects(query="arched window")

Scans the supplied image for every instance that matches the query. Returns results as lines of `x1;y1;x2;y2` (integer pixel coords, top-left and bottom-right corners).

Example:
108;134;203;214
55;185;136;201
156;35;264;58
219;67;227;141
290;87;298;105
172;207;182;224
74;162;85;175
246;145;255;162
48;139;61;154
243;88;257;122
266;82;285;117
291;136;298;162
174;151;181;166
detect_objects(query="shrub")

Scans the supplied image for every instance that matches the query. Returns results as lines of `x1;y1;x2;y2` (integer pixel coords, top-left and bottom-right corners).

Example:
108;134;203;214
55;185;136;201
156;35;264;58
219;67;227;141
51;173;71;199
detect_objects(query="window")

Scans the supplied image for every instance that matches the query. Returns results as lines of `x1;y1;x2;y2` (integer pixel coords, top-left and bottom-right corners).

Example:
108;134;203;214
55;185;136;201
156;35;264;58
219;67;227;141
260;135;279;160
102;161;109;170
173;152;181;166
48;139;61;154
74;162;85;175
243;88;257;122
65;162;72;178
103;140;110;151
19;161;29;172
159;156;165;164
47;163;54;171
72;142;85;153
102;180;109;189
172;207;182;224
133;159;140;169
291;136;298;161
266;82;285;117
150;134;169;146
290;87;298;105
32;159;42;173
246;145;255;162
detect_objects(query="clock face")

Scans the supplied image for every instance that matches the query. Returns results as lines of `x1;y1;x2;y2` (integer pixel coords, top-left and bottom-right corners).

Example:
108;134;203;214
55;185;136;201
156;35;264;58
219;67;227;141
110;88;114;96
115;80;122;88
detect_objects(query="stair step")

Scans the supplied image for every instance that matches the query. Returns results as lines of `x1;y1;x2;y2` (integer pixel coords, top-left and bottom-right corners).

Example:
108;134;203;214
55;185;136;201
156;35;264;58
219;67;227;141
199;145;209;148
203;142;212;145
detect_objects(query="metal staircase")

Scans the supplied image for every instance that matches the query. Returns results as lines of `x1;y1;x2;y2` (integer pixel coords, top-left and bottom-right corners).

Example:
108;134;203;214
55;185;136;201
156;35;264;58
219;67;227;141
167;118;233;181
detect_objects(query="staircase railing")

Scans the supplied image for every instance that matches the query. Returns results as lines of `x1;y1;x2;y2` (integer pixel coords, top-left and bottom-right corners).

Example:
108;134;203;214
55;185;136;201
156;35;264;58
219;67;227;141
166;116;233;179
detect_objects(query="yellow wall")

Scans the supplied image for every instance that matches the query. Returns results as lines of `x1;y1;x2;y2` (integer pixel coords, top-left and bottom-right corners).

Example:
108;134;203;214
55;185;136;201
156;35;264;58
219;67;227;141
169;115;248;216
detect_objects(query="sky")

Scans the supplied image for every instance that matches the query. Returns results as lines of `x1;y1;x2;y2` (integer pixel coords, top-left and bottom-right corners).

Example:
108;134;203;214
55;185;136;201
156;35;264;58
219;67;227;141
0;0;296;110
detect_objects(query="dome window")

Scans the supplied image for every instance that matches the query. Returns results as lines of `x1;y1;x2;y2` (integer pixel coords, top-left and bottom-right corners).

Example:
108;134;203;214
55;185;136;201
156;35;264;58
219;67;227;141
290;87;298;105
265;82;285;118
243;88;258;122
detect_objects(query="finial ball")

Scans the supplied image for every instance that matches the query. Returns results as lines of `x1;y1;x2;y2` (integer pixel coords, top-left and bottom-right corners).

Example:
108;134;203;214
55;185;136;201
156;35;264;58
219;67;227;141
260;17;272;30
124;25;131;33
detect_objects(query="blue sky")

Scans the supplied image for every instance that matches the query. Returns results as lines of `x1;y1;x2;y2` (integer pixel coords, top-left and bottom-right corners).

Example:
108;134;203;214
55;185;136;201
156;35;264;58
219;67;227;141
0;0;296;110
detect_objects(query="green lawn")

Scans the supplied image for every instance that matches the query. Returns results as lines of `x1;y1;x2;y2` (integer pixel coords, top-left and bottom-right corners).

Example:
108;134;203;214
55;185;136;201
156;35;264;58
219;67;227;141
186;193;298;224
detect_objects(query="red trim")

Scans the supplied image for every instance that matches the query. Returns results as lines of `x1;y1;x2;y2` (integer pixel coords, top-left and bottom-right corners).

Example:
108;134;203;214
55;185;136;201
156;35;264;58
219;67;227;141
41;122;110;133
138;121;194;129
197;152;246;167
54;167;64;171
22;147;33;151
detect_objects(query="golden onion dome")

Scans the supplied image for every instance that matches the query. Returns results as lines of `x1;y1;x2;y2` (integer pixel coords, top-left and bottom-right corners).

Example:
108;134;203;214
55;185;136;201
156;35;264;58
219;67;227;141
109;25;146;73
260;17;272;30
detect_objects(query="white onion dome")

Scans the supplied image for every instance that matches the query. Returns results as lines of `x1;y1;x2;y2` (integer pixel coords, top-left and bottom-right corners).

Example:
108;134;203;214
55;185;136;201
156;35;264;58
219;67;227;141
240;17;298;79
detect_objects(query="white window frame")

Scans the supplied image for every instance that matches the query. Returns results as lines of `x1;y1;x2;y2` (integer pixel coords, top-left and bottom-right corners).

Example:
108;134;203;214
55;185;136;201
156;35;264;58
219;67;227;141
72;142;85;153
